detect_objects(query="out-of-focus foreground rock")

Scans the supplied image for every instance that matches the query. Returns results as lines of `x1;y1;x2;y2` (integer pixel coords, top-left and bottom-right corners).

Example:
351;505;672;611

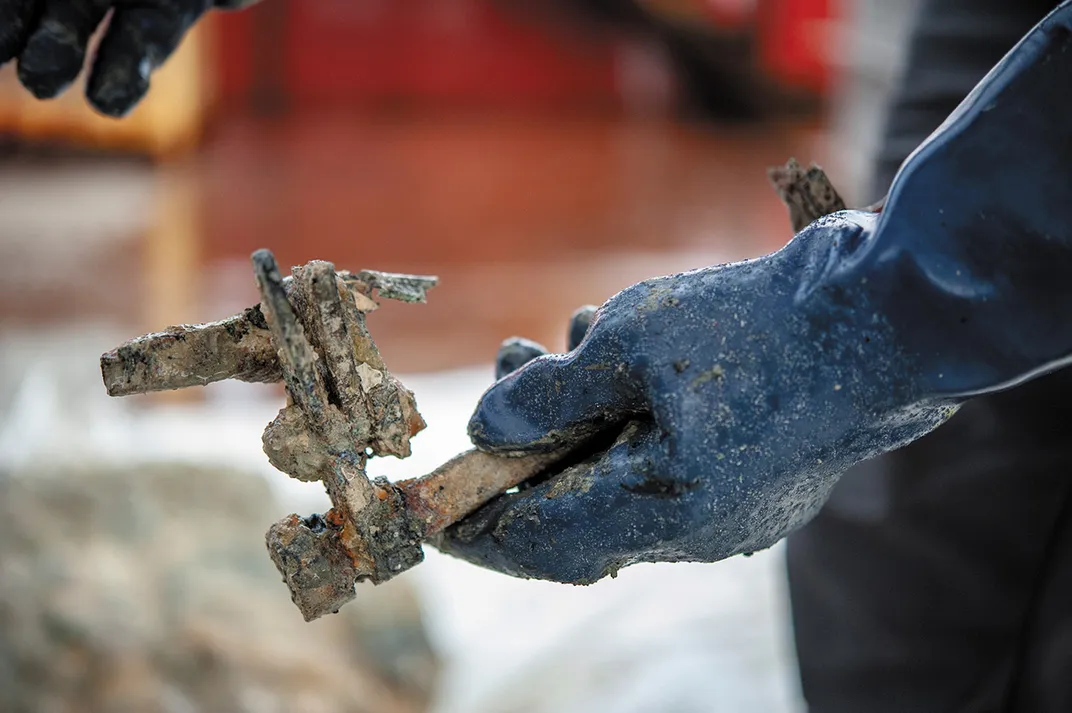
0;463;439;713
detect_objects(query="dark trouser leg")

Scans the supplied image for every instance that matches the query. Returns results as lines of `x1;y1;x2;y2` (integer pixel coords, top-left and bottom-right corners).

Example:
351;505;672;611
785;1;1072;711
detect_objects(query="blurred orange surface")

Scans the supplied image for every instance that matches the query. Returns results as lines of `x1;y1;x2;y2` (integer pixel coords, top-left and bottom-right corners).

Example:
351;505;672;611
0;114;832;377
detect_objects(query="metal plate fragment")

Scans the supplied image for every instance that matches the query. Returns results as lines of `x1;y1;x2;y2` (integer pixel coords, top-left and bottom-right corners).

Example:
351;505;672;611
355;270;439;303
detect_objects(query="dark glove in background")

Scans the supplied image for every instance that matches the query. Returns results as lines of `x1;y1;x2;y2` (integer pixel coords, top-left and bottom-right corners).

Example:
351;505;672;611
440;0;1072;598
0;0;258;116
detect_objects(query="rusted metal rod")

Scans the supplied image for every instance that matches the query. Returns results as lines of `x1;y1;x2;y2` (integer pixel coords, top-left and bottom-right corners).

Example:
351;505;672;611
102;250;565;621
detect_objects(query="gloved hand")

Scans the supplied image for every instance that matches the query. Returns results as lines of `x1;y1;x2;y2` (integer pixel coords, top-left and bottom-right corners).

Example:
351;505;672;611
438;0;1072;584
0;0;259;116
439;211;958;584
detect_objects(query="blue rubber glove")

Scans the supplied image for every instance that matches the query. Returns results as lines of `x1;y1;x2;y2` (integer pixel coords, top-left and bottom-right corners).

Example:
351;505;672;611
0;0;258;116
438;1;1072;584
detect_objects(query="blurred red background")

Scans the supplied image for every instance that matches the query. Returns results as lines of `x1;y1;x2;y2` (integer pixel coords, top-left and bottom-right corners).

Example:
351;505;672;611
212;0;835;115
0;0;844;376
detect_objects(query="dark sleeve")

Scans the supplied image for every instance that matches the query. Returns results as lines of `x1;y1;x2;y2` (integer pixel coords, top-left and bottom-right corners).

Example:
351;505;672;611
788;3;1072;713
870;0;1059;199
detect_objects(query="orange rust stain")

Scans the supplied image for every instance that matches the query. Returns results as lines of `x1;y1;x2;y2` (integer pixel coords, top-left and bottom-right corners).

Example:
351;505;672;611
338;519;369;567
407;410;427;438
399;478;450;534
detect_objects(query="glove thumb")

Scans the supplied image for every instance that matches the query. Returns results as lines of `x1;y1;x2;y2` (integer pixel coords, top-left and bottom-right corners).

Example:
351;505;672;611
469;329;641;453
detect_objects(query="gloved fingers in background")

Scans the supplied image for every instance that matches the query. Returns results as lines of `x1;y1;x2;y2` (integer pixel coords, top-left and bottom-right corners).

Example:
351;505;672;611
495;337;549;381
15;0;109;98
87;1;210;116
440;418;705;584
0;0;37;65
1;0;242;116
492;304;598;380
477;304;633;454
566;304;597;351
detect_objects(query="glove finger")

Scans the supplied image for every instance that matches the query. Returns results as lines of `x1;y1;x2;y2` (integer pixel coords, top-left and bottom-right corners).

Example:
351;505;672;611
438;419;704;583
494;304;599;381
567;305;597;351
0;0;38;65
468;322;643;454
15;0;108;98
495;337;547;381
86;2;206;116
